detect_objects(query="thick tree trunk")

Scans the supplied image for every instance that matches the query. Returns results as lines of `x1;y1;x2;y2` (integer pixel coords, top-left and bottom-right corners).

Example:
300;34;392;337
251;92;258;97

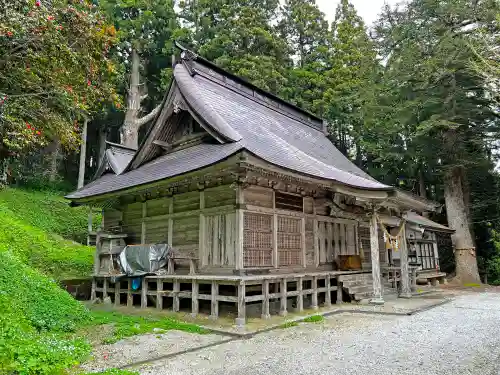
418;168;429;218
0;156;8;186
120;49;161;150
77;117;88;189
121;49;141;149
48;139;60;182
444;166;480;284
98;127;107;167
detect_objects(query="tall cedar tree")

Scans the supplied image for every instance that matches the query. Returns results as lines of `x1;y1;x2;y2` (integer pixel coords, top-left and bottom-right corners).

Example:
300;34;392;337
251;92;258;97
372;0;500;283
322;0;379;161
179;0;289;94
277;0;330;114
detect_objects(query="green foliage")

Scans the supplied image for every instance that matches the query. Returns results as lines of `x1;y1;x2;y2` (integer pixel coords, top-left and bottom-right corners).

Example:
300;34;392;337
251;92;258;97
0;203;93;279
0;187;95;243
180;0;290;94
0;251;90;331
302;314;324;323
0;294;90;375
87;309;209;344
280;321;299;328
0;0;120;177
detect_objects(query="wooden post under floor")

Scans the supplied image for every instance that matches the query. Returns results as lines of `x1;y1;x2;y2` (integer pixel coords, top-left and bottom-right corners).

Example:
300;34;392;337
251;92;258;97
297;277;304;312
280;278;287;316
399;222;412;298
325;275;331;307
262;279;270;319
370;211;384;304
236;280;246;326
210;282;219;320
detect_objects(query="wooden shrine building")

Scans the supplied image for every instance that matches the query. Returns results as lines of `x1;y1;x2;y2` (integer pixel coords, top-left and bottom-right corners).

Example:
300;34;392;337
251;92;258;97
67;44;451;325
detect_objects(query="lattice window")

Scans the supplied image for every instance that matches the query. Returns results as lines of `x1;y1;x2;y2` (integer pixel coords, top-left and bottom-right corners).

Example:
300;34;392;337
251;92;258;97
243;213;273;267
277;216;302;266
275;192;303;212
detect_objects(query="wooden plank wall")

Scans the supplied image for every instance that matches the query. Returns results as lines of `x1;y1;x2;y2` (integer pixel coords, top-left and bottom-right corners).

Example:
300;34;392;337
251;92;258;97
105;185;237;269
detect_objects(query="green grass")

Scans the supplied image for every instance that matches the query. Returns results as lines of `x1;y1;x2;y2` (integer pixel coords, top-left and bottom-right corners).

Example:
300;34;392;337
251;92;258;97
86;310;209;344
0;188;93;280
302;314;324;323
0;187;96;244
279;321;299;329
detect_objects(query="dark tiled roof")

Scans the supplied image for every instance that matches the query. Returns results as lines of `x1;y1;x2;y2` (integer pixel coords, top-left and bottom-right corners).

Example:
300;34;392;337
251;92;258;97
67;51;390;200
67;143;242;199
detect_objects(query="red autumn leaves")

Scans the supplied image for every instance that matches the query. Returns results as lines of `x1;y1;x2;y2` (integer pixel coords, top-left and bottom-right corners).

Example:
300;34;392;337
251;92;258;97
26;122;42;136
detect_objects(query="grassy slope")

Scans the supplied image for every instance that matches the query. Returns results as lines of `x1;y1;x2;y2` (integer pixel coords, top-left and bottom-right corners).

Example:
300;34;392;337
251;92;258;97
0;188;202;375
0;188;93;279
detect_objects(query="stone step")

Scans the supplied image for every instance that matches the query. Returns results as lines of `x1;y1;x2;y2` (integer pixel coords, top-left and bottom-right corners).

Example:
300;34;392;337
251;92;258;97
346;285;372;294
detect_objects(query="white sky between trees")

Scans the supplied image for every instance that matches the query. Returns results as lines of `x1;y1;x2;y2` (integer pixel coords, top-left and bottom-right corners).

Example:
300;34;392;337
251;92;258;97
316;0;399;25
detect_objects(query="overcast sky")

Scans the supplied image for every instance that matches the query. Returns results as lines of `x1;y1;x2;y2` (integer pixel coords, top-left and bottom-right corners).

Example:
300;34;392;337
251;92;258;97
316;0;399;25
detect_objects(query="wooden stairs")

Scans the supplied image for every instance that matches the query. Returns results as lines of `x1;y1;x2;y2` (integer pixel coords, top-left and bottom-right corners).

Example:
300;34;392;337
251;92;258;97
338;273;373;301
338;273;400;302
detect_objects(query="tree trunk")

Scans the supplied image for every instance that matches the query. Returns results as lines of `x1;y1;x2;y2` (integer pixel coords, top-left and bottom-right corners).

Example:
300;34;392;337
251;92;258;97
444;166;480;284
48;139;60;182
418;168;429;217
98;127;107;168
77;117;88;189
120;49;161;150
0;156;8;187
120;49;141;150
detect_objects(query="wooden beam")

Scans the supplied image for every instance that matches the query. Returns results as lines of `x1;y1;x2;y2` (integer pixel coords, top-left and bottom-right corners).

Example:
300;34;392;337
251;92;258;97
153;139;173;151
399;222;412;298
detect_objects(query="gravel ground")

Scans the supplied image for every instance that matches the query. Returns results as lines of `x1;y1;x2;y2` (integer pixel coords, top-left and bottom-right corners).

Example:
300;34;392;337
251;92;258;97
81;331;226;372
137;292;500;375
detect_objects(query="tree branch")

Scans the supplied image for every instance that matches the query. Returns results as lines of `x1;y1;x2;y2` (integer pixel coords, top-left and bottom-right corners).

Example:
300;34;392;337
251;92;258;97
135;104;161;127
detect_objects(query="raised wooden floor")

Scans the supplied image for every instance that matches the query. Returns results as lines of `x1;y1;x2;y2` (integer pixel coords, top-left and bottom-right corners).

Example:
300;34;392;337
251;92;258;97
91;270;369;325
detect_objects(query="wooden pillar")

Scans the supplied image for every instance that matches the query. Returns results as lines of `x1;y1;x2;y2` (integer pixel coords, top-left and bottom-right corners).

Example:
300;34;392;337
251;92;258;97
141;278;147;308
191;280;199;317
157;279;163;309
313;205;319;267
168;199;173;246
198;190;206;267
103;278;108;299
297;277;304;312
114;280;120;306
236;280;246;326
141;202;147;243
337;279;343;304
262;279;270;319
399;222;412;298
91;277;97;301
235;186;244;270
311;276;318;310
411;267;418;292
127;278;133;307
280;278;287;316
369;211;384;304
325;275;331;307
210;282;219;320
172;279;180;312
272;190;279;268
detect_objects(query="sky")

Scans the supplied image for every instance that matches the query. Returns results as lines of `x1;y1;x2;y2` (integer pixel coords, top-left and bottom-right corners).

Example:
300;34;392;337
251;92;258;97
316;0;399;25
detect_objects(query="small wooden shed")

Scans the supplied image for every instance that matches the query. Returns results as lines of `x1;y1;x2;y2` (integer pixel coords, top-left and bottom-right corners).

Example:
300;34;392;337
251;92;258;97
67;44;450;325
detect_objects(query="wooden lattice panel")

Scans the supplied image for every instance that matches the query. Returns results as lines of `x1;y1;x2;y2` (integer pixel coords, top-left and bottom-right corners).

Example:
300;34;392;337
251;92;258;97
243;213;273;267
277;216;301;267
